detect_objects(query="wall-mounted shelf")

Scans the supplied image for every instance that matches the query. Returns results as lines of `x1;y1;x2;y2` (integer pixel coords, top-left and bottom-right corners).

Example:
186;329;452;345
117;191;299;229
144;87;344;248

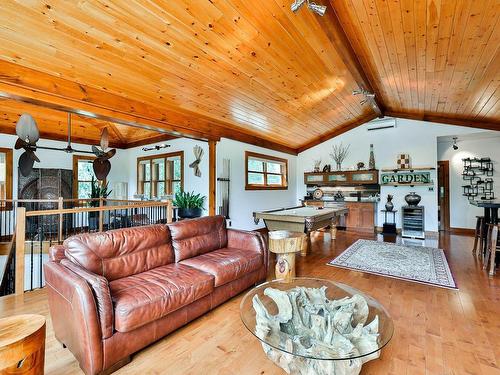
383;183;434;187
381;167;435;172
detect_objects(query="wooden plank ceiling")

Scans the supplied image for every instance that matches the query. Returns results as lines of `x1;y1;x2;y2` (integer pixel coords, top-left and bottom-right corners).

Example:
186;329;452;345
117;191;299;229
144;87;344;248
0;0;498;153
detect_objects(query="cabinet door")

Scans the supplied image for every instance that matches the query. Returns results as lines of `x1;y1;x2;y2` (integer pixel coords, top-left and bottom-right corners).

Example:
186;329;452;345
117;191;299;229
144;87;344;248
345;204;360;228
359;206;375;230
304;174;325;184
327;173;348;183
350;171;378;184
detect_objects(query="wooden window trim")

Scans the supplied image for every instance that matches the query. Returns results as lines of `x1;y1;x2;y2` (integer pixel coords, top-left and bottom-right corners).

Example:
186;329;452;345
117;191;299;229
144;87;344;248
136;151;184;198
72;154;99;199
245;151;288;191
0;148;13;208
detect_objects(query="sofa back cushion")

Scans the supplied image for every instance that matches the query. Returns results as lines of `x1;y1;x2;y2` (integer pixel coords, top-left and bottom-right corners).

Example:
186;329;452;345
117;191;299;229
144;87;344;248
168;215;227;262
64;225;174;281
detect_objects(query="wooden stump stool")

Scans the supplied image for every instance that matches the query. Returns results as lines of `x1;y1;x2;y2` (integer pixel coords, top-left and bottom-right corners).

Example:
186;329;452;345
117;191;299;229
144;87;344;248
268;231;306;283
0;314;46;375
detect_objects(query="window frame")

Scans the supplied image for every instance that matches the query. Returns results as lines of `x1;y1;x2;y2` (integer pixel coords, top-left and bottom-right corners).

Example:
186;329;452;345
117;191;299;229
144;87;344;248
245;151;288;191
0;148;13;205
72;155;100;199
136;151;184;199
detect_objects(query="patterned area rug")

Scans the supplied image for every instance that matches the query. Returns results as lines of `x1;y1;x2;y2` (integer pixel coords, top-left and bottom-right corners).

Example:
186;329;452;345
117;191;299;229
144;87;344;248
328;239;458;289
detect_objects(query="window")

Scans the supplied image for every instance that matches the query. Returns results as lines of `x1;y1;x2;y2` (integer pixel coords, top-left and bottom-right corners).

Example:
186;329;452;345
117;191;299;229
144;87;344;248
245;151;288;190
73;155;98;199
0;148;13;201
137;152;183;199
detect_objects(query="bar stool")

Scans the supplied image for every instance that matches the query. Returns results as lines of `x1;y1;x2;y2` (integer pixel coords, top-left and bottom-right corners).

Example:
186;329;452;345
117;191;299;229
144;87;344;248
483;224;499;277
473;216;485;255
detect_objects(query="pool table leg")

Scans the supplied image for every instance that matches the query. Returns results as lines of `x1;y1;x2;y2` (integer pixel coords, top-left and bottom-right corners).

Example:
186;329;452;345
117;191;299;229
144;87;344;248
301;232;311;257
330;216;339;240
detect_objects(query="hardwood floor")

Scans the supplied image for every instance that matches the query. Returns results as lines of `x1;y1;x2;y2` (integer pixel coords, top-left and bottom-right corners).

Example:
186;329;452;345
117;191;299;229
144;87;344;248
0;231;499;375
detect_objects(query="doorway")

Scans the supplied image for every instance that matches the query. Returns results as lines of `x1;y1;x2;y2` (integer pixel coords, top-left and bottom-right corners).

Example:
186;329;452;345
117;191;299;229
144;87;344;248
437;160;450;231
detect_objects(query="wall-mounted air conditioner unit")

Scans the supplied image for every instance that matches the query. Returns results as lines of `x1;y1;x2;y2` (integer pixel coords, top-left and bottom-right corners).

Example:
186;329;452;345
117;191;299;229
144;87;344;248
367;118;397;131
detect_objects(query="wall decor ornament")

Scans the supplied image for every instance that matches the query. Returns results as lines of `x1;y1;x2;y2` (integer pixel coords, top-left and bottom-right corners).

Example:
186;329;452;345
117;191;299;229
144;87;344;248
369;144;376;170
385;194;394;211
462;157;494;200
313;159;322;173
396;154;411;169
189;145;204;177
357;161;365;170
330;143;350;171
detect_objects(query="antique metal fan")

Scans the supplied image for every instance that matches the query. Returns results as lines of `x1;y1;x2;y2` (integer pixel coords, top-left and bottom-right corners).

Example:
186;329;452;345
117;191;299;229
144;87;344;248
15;113;116;180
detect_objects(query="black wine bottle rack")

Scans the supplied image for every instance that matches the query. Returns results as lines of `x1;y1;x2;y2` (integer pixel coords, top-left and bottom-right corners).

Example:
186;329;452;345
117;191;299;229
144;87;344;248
462;157;494;200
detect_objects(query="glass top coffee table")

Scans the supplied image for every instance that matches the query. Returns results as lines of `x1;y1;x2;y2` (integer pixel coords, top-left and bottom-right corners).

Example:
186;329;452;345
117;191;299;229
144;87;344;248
240;278;394;375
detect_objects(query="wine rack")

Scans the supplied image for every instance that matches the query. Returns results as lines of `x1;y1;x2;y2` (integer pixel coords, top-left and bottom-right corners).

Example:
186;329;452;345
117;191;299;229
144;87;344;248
462;157;494;200
402;206;425;239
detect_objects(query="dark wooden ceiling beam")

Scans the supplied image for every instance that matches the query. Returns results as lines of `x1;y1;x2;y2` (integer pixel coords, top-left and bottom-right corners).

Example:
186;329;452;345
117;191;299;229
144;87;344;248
0;61;297;155
385;111;500;132
318;1;385;117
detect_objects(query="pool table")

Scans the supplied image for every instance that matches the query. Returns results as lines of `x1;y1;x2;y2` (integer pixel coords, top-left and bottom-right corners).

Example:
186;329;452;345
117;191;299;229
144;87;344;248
253;205;348;256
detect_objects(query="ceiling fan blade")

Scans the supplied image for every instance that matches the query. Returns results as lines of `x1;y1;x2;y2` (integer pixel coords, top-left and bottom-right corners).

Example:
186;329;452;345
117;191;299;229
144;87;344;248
93;158;111;180
100;128;109;151
16;113;40;144
91;145;102;156
29;150;40;163
14;138;29;150
19;151;35;177
103;148;116;159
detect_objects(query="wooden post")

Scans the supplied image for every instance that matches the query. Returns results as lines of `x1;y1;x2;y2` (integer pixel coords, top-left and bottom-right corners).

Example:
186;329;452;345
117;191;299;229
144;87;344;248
58;197;64;243
15;207;26;296
98;198;104;232
166;201;173;223
208;140;217;216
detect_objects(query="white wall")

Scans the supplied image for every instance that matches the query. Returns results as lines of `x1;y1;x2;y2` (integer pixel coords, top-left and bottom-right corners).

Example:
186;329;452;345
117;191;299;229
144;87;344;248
438;134;500;229
296;118;497;232
217;138;298;230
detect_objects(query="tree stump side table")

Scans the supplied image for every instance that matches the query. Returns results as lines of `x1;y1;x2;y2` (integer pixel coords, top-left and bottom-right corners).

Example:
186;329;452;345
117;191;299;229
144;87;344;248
0;314;46;375
268;231;306;283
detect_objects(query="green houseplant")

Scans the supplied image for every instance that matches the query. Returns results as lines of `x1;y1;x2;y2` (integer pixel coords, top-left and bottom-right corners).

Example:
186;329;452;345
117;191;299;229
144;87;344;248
89;177;112;229
173;190;205;219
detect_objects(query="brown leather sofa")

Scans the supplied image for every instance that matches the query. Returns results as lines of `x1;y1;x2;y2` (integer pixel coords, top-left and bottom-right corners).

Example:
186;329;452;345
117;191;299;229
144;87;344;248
44;216;268;375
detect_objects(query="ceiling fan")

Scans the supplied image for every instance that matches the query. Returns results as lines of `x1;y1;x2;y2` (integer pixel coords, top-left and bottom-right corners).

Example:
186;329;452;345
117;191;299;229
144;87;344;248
15;113;116;180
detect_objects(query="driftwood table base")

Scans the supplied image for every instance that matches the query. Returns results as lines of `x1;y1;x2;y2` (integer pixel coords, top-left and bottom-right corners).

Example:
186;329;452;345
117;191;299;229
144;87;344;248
268;231;306;282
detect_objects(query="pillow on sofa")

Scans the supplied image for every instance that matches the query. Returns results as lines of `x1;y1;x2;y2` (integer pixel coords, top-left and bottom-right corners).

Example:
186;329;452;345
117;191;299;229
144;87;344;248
64;224;174;281
168;215;227;262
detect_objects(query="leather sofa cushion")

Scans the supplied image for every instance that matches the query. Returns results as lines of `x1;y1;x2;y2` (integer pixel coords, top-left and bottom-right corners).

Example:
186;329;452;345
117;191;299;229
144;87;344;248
180;247;263;287
168;215;228;262
64;225;174;281
109;263;214;332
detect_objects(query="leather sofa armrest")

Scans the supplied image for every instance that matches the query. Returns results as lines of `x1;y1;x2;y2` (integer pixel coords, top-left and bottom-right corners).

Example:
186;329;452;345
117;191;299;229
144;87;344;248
227;229;269;270
60;259;114;339
49;244;66;263
44;261;104;375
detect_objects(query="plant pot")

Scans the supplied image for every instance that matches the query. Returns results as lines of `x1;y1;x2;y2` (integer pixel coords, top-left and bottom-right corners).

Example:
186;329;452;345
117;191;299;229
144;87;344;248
405;192;421;206
177;207;203;219
89;213;99;230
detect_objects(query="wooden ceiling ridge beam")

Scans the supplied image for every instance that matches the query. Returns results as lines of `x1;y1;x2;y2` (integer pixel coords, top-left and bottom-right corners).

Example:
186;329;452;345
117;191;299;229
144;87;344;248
0;61;297;154
384;111;500;132
320;1;385;117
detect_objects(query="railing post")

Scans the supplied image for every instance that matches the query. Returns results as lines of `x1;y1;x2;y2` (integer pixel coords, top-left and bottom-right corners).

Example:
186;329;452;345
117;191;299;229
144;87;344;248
15;207;26;296
167;201;173;223
98;198;104;232
58;197;64;243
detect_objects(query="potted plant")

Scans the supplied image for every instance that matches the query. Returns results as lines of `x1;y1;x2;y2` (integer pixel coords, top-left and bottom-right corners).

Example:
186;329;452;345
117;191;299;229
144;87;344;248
173;190;205;219
89;177;112;230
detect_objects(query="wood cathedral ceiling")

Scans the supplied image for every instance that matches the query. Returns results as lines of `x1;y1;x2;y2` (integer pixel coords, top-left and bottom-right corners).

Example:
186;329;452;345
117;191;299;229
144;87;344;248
0;0;498;154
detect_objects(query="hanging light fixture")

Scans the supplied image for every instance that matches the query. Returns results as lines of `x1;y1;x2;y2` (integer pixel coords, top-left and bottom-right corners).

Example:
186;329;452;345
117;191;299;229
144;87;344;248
291;0;327;16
